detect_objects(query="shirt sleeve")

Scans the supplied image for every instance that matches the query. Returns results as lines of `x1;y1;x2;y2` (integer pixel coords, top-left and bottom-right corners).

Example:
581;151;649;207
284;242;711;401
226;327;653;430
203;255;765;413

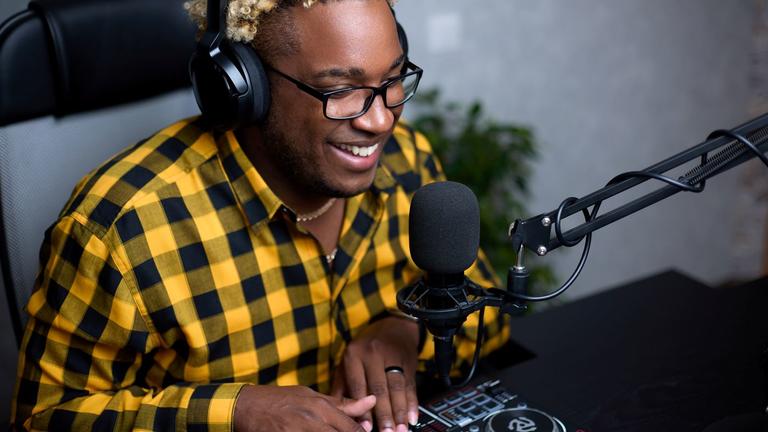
403;126;511;372
11;215;246;431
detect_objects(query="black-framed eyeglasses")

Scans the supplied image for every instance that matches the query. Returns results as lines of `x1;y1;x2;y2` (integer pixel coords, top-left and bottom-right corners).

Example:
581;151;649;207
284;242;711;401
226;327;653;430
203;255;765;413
265;60;423;120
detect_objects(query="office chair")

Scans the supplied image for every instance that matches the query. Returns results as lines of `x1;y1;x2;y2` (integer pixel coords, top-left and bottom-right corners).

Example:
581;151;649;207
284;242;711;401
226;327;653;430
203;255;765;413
0;0;199;346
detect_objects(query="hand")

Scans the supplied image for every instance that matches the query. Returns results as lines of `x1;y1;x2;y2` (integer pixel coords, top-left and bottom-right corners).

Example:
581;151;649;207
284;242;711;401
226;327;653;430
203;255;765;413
233;385;376;432
331;316;420;432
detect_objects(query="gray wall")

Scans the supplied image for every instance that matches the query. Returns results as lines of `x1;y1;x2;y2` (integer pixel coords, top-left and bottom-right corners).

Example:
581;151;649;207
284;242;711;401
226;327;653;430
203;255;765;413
0;0;763;427
396;0;763;300
0;2;19;23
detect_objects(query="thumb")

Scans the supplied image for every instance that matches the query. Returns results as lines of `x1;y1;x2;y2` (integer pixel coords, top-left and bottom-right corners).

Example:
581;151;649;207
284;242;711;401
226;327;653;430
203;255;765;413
338;394;376;417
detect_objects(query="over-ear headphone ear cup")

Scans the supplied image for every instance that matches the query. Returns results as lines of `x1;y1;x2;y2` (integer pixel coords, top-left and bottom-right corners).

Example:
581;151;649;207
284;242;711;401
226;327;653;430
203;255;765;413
229;43;271;124
396;21;409;58
189;50;241;129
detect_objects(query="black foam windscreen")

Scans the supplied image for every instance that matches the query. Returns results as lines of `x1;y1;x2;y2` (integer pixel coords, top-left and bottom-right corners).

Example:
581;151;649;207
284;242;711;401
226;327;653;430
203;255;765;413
409;181;480;275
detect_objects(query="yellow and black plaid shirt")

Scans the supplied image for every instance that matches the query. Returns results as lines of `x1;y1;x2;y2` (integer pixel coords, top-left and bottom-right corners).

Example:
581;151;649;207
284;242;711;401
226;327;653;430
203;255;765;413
12;117;509;431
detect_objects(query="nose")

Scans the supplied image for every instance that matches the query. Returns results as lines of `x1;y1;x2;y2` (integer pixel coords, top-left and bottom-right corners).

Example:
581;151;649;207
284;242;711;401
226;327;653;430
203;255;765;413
351;94;395;135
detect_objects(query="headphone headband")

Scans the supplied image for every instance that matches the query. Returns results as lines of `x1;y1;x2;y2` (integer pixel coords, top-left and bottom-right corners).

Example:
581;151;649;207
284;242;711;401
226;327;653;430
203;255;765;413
200;0;227;51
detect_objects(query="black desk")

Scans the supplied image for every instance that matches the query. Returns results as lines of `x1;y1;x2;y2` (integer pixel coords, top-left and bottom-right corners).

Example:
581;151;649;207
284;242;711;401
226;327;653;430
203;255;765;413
495;270;768;431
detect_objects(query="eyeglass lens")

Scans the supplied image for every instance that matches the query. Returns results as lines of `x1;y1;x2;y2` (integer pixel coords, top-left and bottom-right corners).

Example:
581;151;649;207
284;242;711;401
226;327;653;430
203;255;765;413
325;72;420;119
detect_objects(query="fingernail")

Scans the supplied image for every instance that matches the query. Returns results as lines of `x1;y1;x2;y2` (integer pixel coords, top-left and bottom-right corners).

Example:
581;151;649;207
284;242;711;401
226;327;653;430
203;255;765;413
408;410;419;425
397;424;409;432
381;428;393;432
360;420;372;432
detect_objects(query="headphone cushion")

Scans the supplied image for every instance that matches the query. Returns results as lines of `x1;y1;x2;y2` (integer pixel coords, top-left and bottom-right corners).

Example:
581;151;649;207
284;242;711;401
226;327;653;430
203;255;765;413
190;50;240;128
229;42;271;124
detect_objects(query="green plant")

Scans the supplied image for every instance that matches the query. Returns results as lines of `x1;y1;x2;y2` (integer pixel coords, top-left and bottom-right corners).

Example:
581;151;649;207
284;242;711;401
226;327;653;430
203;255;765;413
409;88;555;294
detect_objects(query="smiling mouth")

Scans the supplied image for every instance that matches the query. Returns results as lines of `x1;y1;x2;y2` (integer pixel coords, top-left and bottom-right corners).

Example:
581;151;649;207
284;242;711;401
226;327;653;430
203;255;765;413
332;142;380;158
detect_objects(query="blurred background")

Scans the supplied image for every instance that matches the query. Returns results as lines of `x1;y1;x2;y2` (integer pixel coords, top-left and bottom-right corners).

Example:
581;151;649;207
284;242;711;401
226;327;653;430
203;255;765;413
1;0;767;425
395;0;768;299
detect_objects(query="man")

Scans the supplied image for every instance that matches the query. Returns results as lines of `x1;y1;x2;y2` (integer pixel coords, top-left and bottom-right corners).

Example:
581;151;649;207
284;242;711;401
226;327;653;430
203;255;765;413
12;0;509;430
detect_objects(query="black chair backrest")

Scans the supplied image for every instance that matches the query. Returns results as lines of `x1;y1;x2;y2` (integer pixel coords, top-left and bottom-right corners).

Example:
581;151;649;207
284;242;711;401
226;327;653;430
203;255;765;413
0;0;197;126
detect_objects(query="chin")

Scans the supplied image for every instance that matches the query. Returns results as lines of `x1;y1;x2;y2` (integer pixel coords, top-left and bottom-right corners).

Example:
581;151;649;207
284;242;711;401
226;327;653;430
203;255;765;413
327;172;377;198
333;182;374;198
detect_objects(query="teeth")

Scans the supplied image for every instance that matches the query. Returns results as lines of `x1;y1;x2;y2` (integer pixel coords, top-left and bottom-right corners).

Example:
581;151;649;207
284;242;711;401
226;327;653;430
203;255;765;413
336;143;379;157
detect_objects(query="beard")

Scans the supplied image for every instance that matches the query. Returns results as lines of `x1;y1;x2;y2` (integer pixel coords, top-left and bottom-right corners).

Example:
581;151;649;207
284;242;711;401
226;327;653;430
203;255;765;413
260;113;372;199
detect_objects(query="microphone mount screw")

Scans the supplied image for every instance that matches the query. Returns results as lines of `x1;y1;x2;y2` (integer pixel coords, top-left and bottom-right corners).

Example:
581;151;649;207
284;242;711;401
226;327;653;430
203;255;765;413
536;246;548;256
541;217;551;227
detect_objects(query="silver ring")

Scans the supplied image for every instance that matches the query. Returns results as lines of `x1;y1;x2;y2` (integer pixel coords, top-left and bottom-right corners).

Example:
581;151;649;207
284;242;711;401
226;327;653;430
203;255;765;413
384;366;404;374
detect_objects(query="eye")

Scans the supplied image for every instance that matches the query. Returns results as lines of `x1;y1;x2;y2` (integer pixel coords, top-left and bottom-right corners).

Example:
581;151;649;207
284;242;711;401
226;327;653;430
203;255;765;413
327;88;360;99
316;85;354;92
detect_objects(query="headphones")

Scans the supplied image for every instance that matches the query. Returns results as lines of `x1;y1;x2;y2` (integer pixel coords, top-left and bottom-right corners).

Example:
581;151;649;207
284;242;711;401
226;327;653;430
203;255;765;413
189;0;410;130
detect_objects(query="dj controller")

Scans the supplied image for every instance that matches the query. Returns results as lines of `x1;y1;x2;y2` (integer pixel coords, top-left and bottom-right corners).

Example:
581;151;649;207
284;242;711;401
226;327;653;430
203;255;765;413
412;380;587;432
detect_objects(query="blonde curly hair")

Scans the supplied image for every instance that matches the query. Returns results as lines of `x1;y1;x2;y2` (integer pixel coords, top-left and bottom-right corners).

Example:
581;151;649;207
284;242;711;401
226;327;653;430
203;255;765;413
184;0;396;45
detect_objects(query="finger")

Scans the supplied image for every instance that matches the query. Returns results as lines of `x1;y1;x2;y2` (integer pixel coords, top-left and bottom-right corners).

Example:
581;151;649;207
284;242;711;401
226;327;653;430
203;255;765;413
337;395;377;418
320;421;359;432
385;369;409;429
330;365;346;398
343;356;373;426
338;395;376;432
364;354;396;432
319;397;368;432
404;372;419;426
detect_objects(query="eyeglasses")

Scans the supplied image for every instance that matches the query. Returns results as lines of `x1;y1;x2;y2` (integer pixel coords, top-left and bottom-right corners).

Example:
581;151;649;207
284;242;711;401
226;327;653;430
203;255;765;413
265;60;423;120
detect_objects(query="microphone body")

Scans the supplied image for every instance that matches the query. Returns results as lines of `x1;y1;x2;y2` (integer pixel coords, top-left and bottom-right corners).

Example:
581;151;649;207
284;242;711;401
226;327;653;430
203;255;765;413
397;181;484;384
420;273;471;383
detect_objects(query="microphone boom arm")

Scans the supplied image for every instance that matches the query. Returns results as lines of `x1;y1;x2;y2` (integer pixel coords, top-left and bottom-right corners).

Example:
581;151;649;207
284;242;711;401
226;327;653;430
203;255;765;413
510;113;768;257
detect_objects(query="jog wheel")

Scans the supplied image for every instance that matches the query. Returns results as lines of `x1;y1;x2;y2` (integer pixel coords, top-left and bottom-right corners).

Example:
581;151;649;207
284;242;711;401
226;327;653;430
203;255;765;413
484;407;565;432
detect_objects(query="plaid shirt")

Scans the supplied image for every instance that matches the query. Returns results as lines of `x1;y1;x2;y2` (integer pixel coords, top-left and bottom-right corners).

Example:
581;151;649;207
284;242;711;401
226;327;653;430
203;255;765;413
12;117;509;431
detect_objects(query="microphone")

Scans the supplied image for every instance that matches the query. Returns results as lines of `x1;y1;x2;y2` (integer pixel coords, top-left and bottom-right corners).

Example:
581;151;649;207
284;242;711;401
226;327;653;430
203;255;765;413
397;181;486;385
409;181;480;276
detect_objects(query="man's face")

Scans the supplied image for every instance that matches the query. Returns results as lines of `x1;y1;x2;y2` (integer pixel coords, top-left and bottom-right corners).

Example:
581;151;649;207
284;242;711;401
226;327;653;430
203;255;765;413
259;0;405;198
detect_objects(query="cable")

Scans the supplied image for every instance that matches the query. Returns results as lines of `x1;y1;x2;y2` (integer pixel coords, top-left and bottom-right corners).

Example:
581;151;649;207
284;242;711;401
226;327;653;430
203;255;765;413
505;127;767;303
555;197;595;247
706;129;768;168
446;306;485;388
608;171;704;193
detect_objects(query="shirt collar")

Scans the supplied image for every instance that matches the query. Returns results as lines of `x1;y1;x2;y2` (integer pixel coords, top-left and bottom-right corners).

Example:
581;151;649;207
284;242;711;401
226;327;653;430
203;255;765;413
216;130;283;228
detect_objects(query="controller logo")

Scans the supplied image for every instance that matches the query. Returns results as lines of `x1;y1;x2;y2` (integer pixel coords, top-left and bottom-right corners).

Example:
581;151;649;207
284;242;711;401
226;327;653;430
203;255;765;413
507;417;537;432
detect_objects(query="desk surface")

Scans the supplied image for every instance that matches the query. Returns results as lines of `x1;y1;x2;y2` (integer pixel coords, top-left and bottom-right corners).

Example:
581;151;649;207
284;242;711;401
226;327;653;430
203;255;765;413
496;270;768;431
